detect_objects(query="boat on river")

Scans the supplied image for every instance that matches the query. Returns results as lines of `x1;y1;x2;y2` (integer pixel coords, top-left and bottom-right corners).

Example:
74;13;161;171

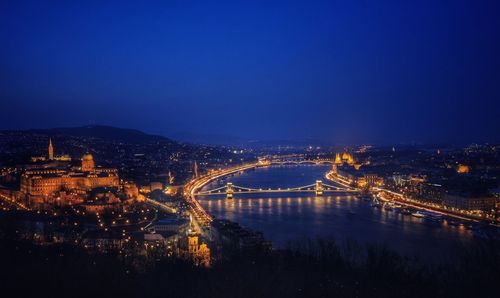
412;211;425;218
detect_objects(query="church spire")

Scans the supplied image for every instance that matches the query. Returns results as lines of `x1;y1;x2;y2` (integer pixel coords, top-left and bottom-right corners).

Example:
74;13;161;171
48;138;54;160
334;153;342;165
193;160;199;178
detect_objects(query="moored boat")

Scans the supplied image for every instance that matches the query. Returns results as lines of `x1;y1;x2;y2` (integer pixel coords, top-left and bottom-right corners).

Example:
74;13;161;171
412;211;425;218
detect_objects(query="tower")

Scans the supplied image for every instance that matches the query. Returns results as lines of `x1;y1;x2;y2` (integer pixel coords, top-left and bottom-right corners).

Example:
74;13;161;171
188;235;199;255
334;153;342;165
315;180;323;196
48;138;54;160
226;182;234;199
168;170;175;184
197;243;211;267
193;160;199;178
347;153;355;165
342;151;350;161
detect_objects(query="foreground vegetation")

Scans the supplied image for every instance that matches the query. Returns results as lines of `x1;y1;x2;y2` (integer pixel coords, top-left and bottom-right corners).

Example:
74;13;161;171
1;227;499;298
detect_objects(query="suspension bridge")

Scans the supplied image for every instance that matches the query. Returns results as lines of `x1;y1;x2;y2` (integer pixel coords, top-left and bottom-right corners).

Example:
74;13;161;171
194;180;358;199
268;159;334;165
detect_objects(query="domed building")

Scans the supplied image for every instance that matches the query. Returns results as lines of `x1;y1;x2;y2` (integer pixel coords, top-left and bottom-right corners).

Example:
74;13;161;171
20;141;119;205
337;151;355;165
81;153;95;172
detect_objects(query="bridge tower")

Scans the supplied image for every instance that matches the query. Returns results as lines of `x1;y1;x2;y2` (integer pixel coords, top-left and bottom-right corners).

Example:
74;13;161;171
315;180;323;196
226;182;234;199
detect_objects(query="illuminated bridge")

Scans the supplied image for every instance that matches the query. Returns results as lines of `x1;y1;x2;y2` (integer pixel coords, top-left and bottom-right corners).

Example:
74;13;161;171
195;180;358;199
267;158;334;165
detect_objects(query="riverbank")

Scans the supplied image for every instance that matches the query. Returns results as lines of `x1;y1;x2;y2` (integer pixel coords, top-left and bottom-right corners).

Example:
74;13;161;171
182;162;262;233
200;165;475;259
325;171;486;223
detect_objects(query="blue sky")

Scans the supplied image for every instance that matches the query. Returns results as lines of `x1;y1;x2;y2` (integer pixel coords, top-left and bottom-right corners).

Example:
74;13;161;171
1;0;499;144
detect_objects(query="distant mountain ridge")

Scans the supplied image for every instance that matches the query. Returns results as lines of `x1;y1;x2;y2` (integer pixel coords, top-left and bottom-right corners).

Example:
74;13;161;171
170;131;337;148
4;125;339;148
3;125;173;144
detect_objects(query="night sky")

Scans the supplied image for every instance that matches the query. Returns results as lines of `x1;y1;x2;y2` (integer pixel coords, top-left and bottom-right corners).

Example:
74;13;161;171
1;0;499;144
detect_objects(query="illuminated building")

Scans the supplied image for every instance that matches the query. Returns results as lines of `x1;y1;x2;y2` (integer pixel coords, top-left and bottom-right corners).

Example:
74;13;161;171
48;138;54;160
334;165;383;189
152;217;190;234
183;234;211;267
54;154;71;161
457;164;470;174
20;141;119;204
150;182;163;191
364;173;384;187
31;156;46;162
31;138;71;162
334;153;342;165
442;193;498;211
168;170;175;184
81;153;95;171
188;234;199;254
197;243;211;267
21;164;119;198
335;151;355;166
81;191;122;214
124;182;139;198
331;150;375;187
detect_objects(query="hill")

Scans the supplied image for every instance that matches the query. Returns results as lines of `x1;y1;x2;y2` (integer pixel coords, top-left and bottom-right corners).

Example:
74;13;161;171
21;125;172;144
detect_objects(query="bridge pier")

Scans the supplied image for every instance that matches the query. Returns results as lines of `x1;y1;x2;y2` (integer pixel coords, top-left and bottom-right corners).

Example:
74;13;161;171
315;180;323;196
226;182;234;199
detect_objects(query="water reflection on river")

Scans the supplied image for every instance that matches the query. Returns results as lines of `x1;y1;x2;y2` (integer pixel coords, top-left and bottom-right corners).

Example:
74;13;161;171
199;165;472;261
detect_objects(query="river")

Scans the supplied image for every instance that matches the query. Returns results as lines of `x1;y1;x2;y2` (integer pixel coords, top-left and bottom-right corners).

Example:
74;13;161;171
198;164;473;261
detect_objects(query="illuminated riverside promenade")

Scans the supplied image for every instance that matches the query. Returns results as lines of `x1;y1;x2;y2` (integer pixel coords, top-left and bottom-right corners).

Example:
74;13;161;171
200;164;475;258
183;162;261;231
325;171;482;222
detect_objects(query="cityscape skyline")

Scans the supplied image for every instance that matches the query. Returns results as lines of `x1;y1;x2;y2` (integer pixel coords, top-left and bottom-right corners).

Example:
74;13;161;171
2;1;500;144
1;1;500;296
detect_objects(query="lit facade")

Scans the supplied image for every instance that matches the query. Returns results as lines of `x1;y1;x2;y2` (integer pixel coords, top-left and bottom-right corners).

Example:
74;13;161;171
21;167;119;196
20;140;119;198
48;138;54;160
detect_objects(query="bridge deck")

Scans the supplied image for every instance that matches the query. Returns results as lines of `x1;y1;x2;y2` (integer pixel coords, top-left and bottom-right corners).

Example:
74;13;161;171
196;189;358;196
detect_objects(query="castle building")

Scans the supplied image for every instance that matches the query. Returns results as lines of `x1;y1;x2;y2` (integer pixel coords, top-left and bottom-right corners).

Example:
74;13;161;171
20;140;119;202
